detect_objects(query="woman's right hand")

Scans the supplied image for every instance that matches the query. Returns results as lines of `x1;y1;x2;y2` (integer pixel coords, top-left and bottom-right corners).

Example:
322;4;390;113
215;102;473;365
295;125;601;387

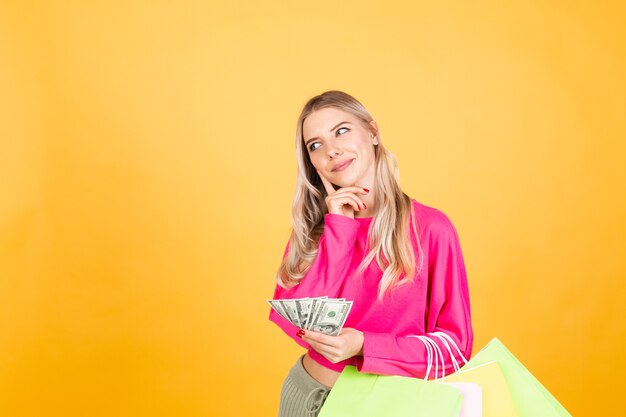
317;170;369;219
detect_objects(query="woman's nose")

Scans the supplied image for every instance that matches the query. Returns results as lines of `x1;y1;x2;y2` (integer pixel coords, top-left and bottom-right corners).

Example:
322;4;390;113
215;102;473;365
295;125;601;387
327;146;341;159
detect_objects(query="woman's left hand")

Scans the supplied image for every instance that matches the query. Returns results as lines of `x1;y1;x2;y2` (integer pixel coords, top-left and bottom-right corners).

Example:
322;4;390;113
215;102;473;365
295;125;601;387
300;328;364;363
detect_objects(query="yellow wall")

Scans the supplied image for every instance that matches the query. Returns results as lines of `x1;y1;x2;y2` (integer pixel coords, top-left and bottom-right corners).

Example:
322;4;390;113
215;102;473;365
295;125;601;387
1;1;624;415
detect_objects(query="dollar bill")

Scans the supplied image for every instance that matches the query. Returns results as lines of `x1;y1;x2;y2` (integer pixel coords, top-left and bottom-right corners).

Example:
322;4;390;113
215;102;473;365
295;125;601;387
307;298;324;330
278;299;300;327
304;296;328;330
294;298;315;329
307;300;353;336
268;297;352;336
267;299;290;322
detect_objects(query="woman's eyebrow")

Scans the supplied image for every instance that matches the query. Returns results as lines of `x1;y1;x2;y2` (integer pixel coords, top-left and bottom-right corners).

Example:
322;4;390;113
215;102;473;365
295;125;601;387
304;121;351;146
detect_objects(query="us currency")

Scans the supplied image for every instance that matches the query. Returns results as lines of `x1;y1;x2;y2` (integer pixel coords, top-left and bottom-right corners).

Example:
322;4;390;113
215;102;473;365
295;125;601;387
302;296;331;329
268;297;352;336
278;299;300;327
267;300;290;322
307;300;353;336
306;298;346;330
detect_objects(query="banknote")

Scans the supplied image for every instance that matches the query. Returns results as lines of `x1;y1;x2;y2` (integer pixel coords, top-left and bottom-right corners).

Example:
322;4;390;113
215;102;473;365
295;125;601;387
267;300;290;322
307;299;353;336
267;297;352;336
294;298;313;329
279;299;300;327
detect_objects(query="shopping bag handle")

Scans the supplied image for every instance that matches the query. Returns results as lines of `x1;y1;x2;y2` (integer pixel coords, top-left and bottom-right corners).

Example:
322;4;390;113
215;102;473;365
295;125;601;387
407;332;469;381
431;331;469;366
423;335;446;381
406;335;446;381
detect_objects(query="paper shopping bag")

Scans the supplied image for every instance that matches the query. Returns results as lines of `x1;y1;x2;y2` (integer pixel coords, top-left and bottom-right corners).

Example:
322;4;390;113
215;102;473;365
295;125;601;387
445;382;482;417
416;333;481;417
318;365;463;417
446;361;517;417
460;338;571;417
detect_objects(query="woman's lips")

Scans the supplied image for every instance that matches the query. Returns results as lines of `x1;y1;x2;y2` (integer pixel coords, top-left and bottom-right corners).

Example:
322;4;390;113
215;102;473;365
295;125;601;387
332;159;354;172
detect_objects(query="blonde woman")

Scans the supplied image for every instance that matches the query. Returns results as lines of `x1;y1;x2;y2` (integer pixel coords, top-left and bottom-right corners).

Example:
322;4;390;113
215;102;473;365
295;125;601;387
269;90;473;417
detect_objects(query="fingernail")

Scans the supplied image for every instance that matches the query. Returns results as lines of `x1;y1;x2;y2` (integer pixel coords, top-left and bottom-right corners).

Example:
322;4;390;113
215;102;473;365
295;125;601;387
363;188;369;193
363;204;367;209
296;330;305;337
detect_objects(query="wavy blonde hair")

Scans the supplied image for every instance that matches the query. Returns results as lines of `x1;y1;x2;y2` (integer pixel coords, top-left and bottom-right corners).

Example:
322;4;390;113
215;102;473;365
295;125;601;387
276;90;424;301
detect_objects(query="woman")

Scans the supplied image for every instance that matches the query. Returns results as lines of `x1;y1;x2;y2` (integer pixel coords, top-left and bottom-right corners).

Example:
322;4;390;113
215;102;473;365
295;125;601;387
268;90;473;417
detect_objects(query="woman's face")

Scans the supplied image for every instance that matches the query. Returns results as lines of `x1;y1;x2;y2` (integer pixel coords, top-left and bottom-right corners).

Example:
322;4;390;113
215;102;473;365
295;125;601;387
302;107;378;189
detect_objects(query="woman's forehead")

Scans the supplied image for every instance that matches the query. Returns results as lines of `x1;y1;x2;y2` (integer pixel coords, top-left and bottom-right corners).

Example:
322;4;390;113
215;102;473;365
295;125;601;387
303;108;359;135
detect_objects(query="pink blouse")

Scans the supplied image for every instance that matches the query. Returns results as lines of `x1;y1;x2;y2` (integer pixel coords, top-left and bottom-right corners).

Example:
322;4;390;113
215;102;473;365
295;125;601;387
268;198;473;378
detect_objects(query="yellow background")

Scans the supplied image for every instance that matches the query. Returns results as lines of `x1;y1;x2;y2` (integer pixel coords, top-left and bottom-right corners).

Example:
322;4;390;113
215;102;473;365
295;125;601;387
1;1;624;416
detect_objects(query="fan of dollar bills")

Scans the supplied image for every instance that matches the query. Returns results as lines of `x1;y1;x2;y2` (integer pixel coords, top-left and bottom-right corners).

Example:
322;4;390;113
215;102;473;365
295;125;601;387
268;297;353;336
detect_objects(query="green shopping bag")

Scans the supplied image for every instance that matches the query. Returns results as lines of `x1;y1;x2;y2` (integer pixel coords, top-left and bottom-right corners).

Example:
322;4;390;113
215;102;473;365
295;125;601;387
460;338;571;417
317;365;463;417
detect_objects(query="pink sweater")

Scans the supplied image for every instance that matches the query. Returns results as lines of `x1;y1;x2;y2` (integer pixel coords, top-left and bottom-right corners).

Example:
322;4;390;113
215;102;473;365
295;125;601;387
268;198;473;378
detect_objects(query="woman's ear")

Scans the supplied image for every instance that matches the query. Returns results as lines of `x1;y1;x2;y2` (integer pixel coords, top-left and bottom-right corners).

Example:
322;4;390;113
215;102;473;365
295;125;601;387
368;120;380;144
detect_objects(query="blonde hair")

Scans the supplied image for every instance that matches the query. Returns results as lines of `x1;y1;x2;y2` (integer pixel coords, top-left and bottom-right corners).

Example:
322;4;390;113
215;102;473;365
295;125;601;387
276;90;424;301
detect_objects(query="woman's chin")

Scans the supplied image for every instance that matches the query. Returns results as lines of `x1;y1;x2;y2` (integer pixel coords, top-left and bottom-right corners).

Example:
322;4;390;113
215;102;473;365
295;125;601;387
332;174;360;188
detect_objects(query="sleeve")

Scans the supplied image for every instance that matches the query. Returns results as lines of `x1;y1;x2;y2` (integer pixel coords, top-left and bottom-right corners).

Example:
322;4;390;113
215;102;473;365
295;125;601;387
354;214;474;378
268;213;360;348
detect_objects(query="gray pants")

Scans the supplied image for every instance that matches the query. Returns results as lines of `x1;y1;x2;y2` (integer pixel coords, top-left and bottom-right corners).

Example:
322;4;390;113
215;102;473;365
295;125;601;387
278;355;333;417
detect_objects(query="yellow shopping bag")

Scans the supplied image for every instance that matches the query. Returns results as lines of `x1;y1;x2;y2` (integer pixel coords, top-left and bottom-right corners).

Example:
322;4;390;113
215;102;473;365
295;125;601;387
445;361;518;417
459;338;572;417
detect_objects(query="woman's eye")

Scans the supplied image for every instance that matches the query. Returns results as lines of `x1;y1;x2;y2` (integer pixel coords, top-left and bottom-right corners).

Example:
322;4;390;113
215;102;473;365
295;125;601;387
308;127;349;152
